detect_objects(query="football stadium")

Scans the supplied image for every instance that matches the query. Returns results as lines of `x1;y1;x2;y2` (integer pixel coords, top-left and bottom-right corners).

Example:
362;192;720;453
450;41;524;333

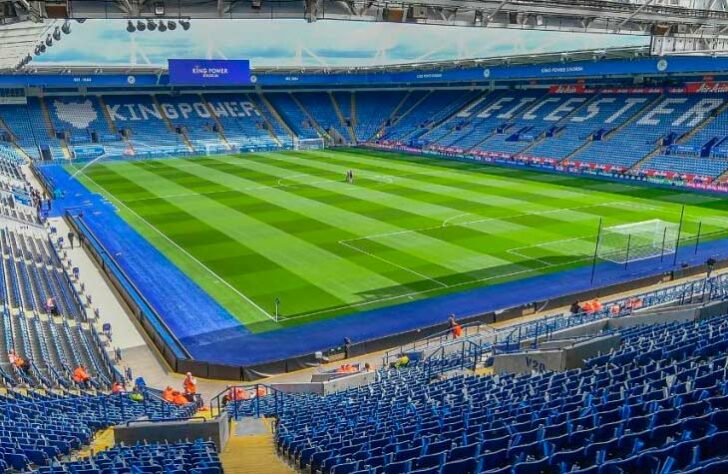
6;0;728;472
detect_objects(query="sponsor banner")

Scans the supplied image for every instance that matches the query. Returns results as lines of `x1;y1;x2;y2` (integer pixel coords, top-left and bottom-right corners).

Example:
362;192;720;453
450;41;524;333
168;59;251;85
599;87;666;94
548;85;595;94
685;82;728;93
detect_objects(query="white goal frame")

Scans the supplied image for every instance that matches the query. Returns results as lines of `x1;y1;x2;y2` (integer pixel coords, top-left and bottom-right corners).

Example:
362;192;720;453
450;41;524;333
293;137;326;151
597;219;679;265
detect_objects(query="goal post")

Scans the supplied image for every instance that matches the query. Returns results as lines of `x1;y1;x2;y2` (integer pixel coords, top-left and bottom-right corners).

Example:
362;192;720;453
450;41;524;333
597;219;679;265
293;137;326;151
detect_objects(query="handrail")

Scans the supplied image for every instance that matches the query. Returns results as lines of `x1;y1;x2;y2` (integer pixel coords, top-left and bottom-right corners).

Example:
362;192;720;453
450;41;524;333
208;382;312;420
385;273;728;363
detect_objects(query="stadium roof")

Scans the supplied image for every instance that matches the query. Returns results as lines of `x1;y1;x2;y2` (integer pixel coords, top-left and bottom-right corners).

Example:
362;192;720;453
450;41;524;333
14;45;651;75
0;20;56;70
9;0;728;39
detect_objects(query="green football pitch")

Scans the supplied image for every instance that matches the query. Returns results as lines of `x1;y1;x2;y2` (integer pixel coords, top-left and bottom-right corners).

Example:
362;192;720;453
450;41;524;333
71;149;728;331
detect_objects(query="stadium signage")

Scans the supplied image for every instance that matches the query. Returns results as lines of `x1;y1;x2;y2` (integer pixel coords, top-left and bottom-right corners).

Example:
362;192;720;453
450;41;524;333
168;59;251;85
105;100;260;121
548;85;594;94
685;82;728;93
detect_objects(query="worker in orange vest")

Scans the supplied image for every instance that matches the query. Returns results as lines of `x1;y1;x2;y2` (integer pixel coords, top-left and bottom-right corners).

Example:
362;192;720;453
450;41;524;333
73;365;91;388
183;372;197;401
256;386;267;398
162;386;175;403
8;350;29;374
231;386;249;401
172;390;189;406
111;381;124;394
452;323;463;338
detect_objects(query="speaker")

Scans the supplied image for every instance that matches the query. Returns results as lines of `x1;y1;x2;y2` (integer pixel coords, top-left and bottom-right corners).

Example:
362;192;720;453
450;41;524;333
411;6;427;19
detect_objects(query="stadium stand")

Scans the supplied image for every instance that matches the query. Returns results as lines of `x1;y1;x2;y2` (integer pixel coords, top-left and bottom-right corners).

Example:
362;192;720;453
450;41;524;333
0;104;42;161
383;90;480;143
102;94;190;158
264;93;322;140
269;312;728;474
43;439;222;474
352;91;406;142
3;87;728;188
296;92;351;144
568;93;722;171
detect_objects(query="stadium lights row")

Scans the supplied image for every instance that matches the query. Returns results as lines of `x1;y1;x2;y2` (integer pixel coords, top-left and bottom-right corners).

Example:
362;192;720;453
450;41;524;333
17;20;76;70
126;19;190;33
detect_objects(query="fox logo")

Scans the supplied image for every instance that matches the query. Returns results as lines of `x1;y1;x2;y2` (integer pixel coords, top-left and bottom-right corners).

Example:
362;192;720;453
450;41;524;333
54;99;98;129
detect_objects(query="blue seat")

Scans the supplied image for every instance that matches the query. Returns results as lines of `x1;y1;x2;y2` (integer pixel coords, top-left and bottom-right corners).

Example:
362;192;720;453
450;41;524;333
384;459;411;474
441;457;480;474
478;449;508;471
414;452;446;470
333;461;361;474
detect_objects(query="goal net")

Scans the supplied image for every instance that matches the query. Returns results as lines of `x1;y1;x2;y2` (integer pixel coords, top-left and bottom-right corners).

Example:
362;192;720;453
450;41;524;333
598;219;679;264
293;137;326;151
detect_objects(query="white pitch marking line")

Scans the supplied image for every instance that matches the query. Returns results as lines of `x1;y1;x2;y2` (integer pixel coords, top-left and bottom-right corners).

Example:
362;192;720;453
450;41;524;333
506;234;597;266
283;254;593;321
338;239;448;289
343;201;627;244
73;166;276;322
441;213;473;228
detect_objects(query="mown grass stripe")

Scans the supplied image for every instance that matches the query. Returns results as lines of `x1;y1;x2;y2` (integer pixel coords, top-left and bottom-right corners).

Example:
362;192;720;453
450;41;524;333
124;160;408;306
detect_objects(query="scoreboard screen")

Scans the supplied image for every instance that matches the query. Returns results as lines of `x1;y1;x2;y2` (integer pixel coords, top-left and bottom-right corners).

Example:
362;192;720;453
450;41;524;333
168;59;251;85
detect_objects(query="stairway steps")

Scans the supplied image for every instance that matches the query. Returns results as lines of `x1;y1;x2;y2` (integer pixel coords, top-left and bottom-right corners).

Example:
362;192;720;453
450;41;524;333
221;419;293;474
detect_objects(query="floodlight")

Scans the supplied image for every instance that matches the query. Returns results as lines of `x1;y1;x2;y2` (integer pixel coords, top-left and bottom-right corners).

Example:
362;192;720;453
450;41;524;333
158;21;167;32
167;21;177;30
127;20;136;32
53;27;62;41
147;19;157;31
61;21;72;34
45;35;52;47
137;20;146;31
179;19;190;30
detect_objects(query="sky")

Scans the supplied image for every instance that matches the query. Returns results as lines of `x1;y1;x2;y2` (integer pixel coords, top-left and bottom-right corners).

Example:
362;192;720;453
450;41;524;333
37;20;648;68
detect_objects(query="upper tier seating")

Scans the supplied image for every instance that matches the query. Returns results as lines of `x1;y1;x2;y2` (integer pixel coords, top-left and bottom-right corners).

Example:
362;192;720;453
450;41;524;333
26;98;66;160
154;94;226;154
0;105;41;160
353;91;406;142
528;93;652;162
296;92;351;143
474;93;593;155
383;90;480;142
202;93;285;150
245;93;294;147
264;93;320;140
102;95;189;157
571;94;723;170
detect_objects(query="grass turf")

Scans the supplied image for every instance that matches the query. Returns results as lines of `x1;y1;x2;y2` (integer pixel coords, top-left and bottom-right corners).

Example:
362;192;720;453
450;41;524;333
72;149;728;331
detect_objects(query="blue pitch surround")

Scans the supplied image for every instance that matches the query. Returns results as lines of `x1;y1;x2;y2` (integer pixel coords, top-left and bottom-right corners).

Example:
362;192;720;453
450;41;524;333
38;159;728;369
